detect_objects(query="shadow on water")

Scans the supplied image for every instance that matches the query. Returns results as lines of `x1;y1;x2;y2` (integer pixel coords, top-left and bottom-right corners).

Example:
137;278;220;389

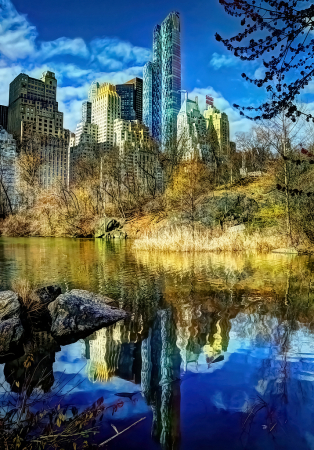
1;237;314;448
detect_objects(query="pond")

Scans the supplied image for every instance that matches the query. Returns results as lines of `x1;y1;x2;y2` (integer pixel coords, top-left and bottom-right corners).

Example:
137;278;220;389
1;237;314;449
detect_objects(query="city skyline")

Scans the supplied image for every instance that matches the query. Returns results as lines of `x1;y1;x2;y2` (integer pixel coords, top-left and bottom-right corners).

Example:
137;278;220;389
2;0;306;139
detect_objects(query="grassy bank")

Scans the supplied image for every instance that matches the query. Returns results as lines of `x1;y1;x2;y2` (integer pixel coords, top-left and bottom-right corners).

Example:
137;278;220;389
132;226;287;253
1;169;312;254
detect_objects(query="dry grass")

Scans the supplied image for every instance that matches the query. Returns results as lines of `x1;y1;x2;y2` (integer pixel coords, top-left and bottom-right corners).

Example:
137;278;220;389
132;226;287;253
11;278;42;315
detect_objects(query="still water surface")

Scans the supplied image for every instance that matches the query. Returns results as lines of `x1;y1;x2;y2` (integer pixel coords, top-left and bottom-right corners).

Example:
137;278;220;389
1;237;314;449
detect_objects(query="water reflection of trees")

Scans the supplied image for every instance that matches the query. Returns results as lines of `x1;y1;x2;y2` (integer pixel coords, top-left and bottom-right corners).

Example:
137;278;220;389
4;331;60;395
3;240;314;446
236;277;314;444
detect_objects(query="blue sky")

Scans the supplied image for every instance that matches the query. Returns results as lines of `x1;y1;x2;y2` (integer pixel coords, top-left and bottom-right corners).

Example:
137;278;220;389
1;0;313;136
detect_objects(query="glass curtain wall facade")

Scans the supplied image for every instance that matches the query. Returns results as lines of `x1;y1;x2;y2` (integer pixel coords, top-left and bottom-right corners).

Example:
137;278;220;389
161;12;181;147
143;12;181;147
124;77;143;122
152;25;162;143
143;62;153;133
82;101;92;123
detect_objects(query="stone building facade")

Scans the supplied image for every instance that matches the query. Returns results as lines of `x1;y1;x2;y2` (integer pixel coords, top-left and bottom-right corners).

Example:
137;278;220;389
7;71;69;188
39;135;69;188
203;105;231;156
177;94;209;161
114;118;163;192
8;71;65;140
91;83;121;152
0;126;17;214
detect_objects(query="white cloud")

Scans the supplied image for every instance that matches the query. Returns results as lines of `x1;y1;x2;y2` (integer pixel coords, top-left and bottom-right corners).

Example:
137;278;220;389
254;66;266;79
0;1;91;62
93;66;144;84
0;0;151;134
209;52;238;70
59;97;84;132
0;0;36;60
90;38;151;70
0;0;253;141
0;0;150;68
38;37;89;61
55;64;93;80
303;81;314;95
56;84;90;131
0;64;22;104
189;87;253;138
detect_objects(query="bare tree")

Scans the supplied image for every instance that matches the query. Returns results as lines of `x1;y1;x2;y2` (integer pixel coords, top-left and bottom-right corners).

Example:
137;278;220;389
254;106;308;243
236;127;273;172
216;0;314;122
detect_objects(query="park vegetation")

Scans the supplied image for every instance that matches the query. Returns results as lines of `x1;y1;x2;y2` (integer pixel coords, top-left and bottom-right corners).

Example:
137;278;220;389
1;0;314;253
1;108;314;253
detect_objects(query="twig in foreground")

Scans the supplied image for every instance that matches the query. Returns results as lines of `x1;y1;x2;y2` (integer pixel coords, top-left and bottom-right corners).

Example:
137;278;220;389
99;417;146;447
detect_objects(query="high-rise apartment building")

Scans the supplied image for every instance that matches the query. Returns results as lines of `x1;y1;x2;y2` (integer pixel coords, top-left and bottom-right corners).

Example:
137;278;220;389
88;81;100;102
161;12;181;145
8;71;65;140
114;119;150;152
0;106;8;131
69;132;76;149
177;94;208;160
68;139;96;185
116;84;136;121
39;136;70;188
116;78;143;122
75;122;98;146
91;83;121;151
143;12;181;146
143;63;153;133
114;118;163;192
203;105;230;155
7;71;69;187
69;100;98;184
82;101;92;123
74;101;97;146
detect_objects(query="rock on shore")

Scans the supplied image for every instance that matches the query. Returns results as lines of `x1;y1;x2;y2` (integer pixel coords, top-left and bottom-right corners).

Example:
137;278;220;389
48;289;129;344
34;285;62;305
0;291;20;321
0;318;24;361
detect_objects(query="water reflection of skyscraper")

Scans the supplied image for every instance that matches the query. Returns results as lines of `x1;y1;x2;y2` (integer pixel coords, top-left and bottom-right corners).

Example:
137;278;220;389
84;316;144;383
82;299;233;449
141;309;181;450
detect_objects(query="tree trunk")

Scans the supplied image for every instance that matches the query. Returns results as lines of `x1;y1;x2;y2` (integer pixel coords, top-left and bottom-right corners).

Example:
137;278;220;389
283;137;292;246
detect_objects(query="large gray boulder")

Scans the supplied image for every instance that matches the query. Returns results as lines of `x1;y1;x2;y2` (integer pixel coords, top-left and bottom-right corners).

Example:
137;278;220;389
0;291;20;321
0;318;24;361
95;218;127;239
48;290;129;344
34;285;62;305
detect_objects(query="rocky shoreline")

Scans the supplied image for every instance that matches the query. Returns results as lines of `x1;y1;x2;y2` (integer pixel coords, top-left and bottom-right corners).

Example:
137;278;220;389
0;287;129;362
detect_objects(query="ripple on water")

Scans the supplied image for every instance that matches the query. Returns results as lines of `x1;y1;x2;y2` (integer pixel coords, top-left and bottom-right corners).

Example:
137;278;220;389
1;237;314;449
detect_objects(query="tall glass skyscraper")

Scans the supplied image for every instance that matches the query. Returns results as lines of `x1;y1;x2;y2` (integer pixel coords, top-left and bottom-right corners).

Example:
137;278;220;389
143;12;181;147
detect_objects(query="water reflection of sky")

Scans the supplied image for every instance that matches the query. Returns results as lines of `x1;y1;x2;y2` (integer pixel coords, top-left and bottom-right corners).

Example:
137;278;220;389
44;313;314;450
2;238;314;449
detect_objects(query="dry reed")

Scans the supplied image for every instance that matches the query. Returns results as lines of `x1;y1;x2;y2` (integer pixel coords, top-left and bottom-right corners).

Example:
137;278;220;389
133;226;287;253
11;278;42;315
